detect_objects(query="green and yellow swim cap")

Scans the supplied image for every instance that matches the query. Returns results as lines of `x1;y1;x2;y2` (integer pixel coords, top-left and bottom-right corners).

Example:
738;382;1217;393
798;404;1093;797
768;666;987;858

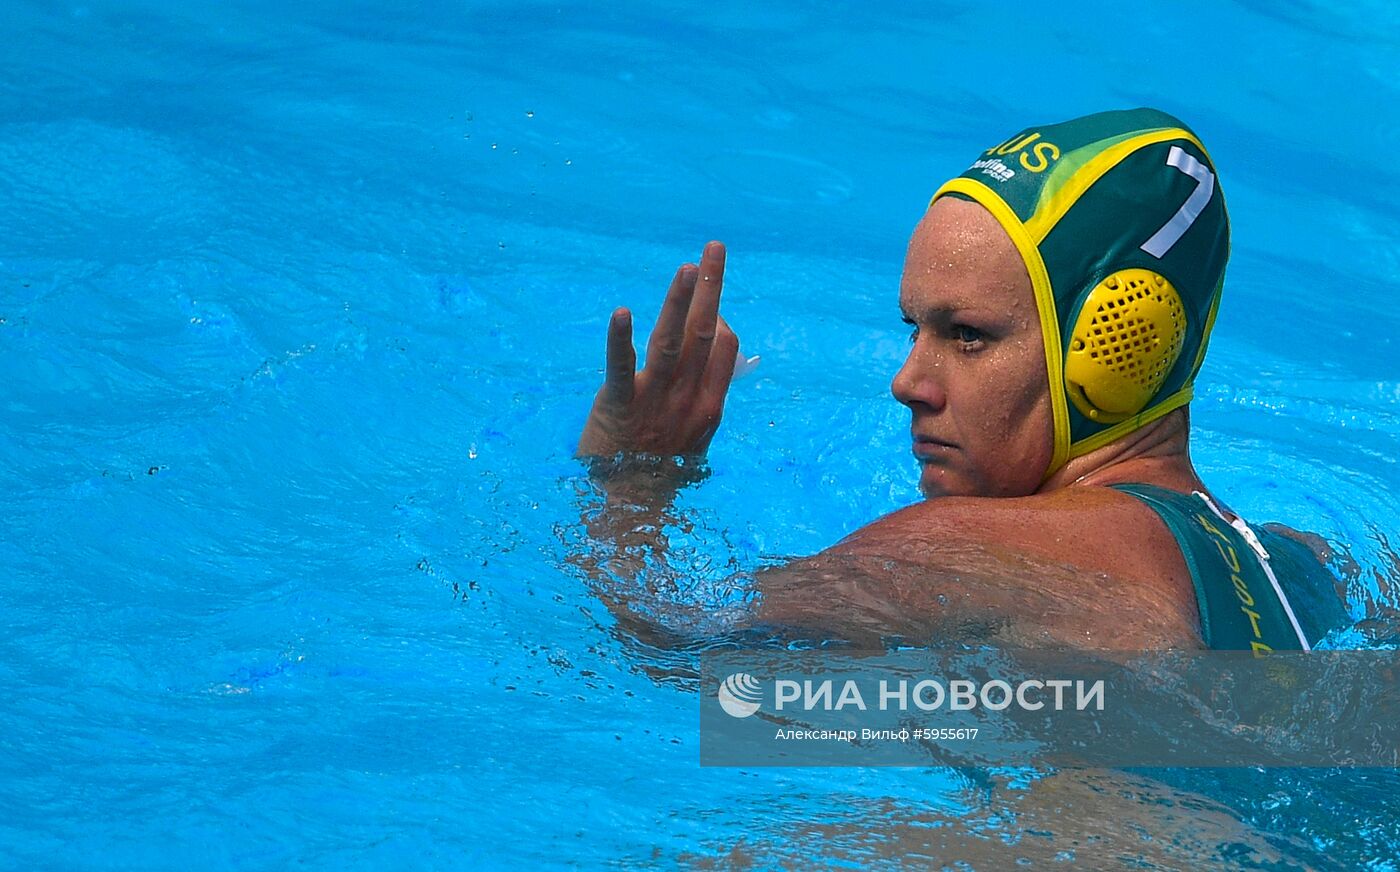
931;107;1230;478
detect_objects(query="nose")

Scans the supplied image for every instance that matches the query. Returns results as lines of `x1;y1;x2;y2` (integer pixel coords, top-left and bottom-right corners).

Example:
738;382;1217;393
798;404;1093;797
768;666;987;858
891;343;948;411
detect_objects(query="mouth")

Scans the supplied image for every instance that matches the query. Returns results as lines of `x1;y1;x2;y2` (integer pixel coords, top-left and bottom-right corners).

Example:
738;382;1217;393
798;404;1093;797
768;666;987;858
911;434;958;460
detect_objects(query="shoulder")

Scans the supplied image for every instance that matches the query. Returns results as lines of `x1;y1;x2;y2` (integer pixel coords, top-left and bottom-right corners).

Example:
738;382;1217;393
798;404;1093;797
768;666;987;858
805;484;1204;648
833;485;1190;585
1259;521;1352;618
1258;522;1333;566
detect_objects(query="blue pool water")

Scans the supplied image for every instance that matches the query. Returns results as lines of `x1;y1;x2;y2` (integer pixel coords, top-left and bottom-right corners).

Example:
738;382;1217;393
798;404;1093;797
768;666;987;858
4;0;1400;867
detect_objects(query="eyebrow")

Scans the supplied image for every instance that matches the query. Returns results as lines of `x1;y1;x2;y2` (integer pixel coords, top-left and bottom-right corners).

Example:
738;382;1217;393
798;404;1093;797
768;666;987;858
899;303;985;322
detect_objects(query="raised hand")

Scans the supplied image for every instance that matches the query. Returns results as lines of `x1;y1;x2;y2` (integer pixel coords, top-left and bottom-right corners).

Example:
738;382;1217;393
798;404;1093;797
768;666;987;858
577;241;741;459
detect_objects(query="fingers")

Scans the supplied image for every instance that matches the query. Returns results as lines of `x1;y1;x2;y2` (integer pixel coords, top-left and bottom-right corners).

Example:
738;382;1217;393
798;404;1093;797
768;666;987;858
700;314;741;412
603;307;636;405
644;264;698;381
677;241;726;390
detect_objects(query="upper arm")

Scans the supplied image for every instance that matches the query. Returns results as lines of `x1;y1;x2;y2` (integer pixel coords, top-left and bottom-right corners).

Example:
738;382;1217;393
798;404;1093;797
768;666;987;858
830;490;1188;585
756;490;1203;650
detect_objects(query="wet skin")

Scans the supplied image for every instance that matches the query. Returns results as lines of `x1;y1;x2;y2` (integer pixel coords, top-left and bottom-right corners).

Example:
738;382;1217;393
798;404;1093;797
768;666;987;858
892;197;1055;498
576;198;1256;648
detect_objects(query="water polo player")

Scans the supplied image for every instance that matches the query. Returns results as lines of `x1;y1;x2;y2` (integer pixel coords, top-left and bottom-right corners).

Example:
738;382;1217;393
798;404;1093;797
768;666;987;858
577;108;1350;652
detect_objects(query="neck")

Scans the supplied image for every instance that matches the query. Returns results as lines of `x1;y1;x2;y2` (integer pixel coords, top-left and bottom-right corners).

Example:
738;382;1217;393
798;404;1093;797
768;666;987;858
1038;408;1205;494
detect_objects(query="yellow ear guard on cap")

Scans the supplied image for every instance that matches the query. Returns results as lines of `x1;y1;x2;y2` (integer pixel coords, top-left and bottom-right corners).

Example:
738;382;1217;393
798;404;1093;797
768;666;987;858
1065;269;1186;423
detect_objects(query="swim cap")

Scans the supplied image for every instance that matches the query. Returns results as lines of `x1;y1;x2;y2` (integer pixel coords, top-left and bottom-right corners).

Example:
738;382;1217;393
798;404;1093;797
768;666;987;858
931;108;1230;478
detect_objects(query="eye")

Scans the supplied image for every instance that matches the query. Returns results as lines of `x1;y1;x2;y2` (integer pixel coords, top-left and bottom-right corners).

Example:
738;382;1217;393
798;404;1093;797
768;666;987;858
902;317;919;344
953;324;984;347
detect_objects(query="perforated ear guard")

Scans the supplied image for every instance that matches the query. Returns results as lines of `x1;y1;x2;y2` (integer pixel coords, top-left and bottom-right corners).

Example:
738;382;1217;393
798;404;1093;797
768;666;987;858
1065;269;1186;423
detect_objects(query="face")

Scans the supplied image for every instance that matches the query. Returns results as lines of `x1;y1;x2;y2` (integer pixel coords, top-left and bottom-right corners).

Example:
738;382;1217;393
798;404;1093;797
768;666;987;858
892;197;1054;498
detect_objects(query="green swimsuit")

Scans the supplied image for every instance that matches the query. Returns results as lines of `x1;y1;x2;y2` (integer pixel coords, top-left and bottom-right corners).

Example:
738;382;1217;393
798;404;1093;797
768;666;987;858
1111;483;1349;651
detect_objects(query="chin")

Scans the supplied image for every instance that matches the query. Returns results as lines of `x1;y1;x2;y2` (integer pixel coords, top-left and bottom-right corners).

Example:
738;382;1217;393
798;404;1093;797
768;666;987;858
918;469;964;499
919;468;1007;500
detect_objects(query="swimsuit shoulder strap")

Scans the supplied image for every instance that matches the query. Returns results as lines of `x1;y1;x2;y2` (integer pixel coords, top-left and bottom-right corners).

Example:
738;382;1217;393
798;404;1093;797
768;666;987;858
1108;482;1328;652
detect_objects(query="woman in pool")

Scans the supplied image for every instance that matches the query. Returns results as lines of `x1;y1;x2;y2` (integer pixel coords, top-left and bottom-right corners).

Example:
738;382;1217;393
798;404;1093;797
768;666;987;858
576;108;1349;651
